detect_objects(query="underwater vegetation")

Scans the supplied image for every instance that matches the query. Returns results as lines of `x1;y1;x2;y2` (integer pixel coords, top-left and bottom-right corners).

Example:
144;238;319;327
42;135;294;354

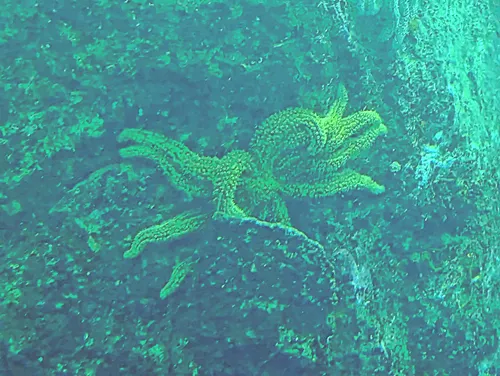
118;87;386;299
0;0;498;375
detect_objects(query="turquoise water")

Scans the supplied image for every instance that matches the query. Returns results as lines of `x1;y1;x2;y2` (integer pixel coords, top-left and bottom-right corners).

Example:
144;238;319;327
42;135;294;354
0;0;499;374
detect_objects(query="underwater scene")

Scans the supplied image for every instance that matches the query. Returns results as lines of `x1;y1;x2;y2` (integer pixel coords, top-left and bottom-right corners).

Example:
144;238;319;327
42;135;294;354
0;0;499;375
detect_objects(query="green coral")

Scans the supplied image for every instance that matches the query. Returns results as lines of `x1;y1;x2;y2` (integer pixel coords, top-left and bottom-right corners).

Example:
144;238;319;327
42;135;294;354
118;128;251;216
240;84;387;221
160;257;196;300
123;211;208;259
119;85;387;298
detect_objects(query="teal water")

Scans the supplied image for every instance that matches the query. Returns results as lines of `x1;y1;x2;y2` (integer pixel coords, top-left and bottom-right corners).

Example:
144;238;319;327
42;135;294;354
0;0;499;375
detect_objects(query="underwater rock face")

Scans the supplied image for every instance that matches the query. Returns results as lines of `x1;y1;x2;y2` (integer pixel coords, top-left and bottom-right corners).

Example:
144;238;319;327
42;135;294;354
1;0;498;374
